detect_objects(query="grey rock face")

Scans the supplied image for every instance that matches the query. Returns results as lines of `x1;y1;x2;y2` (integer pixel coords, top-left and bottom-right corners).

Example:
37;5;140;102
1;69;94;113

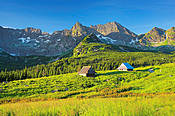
0;27;77;56
0;22;138;56
90;22;138;46
4;22;175;56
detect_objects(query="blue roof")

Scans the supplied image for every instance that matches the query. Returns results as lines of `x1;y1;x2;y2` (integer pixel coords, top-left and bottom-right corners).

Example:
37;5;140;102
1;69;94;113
122;63;134;69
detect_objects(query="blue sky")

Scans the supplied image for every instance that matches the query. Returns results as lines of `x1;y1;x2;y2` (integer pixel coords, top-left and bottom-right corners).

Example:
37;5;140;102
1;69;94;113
0;0;175;34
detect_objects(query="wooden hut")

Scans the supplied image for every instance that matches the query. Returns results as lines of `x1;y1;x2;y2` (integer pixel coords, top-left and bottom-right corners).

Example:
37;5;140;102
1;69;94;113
117;63;134;71
78;66;96;77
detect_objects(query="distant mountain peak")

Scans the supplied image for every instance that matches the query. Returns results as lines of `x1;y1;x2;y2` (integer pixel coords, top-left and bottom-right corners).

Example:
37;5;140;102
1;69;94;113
90;21;136;36
71;22;88;37
170;27;175;30
106;21;118;25
24;27;42;34
72;22;83;28
139;27;166;45
151;27;165;32
75;21;82;25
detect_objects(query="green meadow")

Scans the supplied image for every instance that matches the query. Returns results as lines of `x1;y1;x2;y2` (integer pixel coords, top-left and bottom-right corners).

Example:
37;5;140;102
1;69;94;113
0;63;175;116
1;95;175;116
0;63;175;101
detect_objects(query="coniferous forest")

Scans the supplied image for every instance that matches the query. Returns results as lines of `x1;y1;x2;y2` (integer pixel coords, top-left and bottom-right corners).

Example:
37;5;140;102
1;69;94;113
0;50;175;82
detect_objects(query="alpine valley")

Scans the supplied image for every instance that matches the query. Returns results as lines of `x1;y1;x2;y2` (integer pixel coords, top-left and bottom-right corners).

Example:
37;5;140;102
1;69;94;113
1;22;175;115
0;21;175;70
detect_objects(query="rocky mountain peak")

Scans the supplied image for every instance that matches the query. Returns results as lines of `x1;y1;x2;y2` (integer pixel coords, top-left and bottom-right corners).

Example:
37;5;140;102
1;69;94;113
106;21;118;25
90;21;136;37
150;27;165;33
139;27;166;45
42;32;50;35
75;22;82;26
170;27;175;30
71;22;84;30
71;22;88;37
90;22;119;35
24;27;42;34
166;27;175;32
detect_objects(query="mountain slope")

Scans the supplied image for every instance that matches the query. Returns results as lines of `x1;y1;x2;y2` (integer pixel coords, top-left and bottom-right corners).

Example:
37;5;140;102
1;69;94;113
165;27;175;45
0;63;175;102
1;23;175;56
139;27;175;47
139;27;166;45
0;50;56;71
91;22;138;45
0;22;138;56
90;22;136;37
0;26;77;56
1;34;175;82
73;34;145;56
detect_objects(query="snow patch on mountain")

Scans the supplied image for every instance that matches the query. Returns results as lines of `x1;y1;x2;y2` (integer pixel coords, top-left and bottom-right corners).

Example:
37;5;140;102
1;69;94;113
10;53;17;56
44;40;51;43
34;43;37;46
129;39;135;44
18;37;31;43
18;37;41;45
2;26;16;29
35;40;40;43
38;35;50;38
96;34;116;44
57;39;61;42
136;37;139;42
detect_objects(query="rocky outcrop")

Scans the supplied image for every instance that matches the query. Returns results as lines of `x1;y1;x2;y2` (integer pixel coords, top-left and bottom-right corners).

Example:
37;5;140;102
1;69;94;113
71;22;100;37
24;27;42;34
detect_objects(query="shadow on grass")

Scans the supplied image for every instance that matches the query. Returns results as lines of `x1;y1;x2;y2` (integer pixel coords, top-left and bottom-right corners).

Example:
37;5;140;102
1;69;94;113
96;71;128;76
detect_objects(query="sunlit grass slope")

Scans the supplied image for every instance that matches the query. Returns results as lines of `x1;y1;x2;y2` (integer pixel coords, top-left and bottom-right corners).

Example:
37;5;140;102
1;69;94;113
0;63;175;103
1;95;175;116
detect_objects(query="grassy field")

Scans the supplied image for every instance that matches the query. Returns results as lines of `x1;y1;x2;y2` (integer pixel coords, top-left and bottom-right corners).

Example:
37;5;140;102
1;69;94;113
0;63;175;115
0;95;175;116
0;63;175;103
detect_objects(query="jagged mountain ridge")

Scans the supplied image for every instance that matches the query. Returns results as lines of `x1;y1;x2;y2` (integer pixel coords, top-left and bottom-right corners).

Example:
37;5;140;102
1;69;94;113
0;26;77;56
91;22;137;40
0;22;138;56
0;22;175;56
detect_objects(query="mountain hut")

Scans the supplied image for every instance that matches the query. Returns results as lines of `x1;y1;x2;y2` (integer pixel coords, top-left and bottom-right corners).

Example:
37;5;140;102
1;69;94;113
117;63;134;71
78;66;96;77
